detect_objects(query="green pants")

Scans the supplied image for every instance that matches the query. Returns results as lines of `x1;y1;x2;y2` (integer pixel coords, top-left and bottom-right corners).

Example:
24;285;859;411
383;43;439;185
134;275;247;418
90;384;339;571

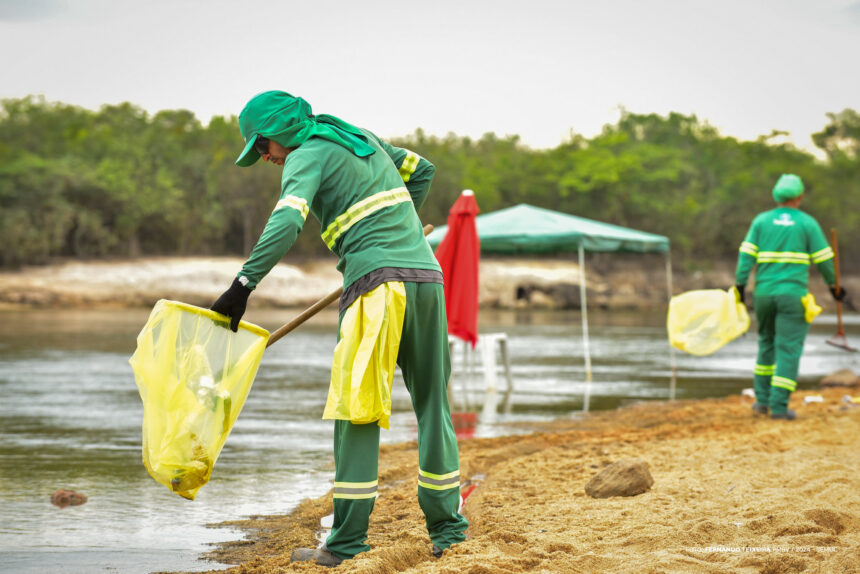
752;294;809;414
324;281;469;559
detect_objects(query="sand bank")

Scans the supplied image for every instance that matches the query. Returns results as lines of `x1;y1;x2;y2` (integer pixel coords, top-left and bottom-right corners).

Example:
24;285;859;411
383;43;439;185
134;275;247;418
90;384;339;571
183;386;860;574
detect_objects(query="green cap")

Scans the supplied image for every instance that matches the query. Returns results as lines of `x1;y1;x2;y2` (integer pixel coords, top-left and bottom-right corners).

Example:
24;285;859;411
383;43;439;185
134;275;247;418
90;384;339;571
772;174;804;203
236;91;375;167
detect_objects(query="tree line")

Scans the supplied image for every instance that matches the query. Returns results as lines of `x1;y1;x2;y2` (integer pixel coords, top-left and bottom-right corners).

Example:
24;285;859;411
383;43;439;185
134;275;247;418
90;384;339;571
1;96;857;271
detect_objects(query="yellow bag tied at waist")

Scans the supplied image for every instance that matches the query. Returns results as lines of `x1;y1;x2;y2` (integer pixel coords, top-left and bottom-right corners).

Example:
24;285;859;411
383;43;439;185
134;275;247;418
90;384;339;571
129;300;269;500
800;292;822;323
667;287;751;356
324;281;406;429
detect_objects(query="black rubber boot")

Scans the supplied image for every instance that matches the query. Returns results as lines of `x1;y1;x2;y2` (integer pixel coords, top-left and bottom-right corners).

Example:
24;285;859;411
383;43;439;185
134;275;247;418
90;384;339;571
432;544;444;558
751;402;769;415
290;547;344;567
771;409;797;421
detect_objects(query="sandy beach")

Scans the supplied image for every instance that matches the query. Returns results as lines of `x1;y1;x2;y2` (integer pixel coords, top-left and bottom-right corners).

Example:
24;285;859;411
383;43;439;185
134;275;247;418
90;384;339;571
181;385;860;574
4;258;858;573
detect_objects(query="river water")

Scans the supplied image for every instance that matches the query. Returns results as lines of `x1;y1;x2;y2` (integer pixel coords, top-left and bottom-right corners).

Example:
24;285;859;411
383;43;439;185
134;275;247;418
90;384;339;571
1;306;857;574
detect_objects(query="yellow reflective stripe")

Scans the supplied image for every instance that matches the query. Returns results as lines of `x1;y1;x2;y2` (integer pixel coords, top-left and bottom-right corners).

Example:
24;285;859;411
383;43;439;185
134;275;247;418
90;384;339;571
758;251;810;260
418;468;460;490
273;195;309;220
739;241;759;256
333;479;378;499
398;151;420;183
418;469;459;481
757;259;810;265
333;480;378;489
418;480;460;491
754;364;776;375
321;187;412;249
771;376;797;391
334;492;378;500
756;251;810;265
811;247;834;263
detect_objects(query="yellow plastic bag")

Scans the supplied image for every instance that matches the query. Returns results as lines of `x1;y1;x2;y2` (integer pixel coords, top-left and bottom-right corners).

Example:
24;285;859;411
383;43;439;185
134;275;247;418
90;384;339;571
667;287;750;356
129;300;269;500
324;282;406;429
801;292;822;323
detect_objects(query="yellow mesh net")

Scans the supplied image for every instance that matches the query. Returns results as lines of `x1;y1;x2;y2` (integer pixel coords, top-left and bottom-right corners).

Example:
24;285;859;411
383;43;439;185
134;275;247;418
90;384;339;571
667;287;750;356
130;300;269;500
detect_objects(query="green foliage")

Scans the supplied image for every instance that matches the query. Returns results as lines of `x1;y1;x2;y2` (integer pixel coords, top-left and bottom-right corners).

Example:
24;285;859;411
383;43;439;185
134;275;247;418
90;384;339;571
395;109;858;271
0;97;857;272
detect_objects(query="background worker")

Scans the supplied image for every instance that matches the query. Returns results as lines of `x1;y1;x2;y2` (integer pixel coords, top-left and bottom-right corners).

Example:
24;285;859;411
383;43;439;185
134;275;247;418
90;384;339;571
210;91;468;566
735;174;847;420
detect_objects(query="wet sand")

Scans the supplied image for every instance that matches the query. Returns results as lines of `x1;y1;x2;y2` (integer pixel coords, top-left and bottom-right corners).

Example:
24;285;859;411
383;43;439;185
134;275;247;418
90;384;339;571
184;386;860;574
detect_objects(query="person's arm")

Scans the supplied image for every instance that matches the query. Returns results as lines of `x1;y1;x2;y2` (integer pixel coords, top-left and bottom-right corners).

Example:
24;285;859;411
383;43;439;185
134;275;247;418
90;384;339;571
807;219;836;287
735;219;759;290
212;154;321;331
237;155;321;289
373;136;436;211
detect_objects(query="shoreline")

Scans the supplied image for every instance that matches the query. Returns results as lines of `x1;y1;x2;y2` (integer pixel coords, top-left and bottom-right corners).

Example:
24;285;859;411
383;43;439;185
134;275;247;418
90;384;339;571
174;385;860;574
1;256;855;312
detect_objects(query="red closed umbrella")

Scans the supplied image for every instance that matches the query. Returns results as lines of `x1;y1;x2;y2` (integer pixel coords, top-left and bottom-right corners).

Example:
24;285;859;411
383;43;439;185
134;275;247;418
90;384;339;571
434;190;480;348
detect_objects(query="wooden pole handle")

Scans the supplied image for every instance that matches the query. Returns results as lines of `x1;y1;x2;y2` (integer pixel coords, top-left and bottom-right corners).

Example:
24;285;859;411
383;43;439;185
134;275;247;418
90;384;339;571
831;228;841;292
831;228;845;336
265;223;435;348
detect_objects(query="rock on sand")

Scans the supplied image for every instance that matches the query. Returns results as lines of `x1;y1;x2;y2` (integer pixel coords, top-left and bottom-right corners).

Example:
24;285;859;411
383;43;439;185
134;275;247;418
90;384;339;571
585;458;654;498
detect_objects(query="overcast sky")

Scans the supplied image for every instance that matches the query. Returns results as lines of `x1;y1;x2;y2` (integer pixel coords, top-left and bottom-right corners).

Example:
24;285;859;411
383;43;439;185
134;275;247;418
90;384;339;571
1;0;858;152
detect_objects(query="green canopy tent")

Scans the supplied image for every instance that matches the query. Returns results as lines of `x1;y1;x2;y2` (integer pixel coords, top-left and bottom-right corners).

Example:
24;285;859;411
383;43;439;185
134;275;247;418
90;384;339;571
427;203;676;411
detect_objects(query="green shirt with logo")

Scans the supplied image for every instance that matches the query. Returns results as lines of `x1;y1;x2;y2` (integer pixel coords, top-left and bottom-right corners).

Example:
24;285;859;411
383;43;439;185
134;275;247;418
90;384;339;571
237;130;440;291
735;207;835;296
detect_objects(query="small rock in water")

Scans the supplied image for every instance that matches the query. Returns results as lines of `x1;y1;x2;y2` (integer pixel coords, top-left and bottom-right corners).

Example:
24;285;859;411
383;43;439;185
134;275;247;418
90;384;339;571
51;489;88;508
585;458;654;499
820;369;859;388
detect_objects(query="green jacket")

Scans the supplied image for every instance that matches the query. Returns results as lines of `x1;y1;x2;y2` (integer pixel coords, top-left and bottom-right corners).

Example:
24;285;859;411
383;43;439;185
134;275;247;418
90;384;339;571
735;207;836;296
237;130;440;290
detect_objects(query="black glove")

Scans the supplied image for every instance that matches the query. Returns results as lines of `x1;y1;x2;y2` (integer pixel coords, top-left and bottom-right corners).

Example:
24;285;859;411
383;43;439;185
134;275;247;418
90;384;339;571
830;285;847;302
211;278;251;332
735;284;746;305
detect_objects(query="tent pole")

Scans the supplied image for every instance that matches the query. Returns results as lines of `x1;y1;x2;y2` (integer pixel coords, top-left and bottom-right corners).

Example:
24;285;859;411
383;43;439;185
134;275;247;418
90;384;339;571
666;251;677;400
579;244;592;412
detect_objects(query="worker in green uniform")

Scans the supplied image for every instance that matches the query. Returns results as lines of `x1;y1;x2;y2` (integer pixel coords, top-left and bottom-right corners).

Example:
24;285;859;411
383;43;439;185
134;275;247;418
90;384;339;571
210;91;468;566
735;174;847;420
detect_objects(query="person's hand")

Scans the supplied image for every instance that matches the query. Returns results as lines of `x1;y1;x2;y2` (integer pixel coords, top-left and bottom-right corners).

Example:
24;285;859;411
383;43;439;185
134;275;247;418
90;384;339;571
830;285;847;302
211;278;251;332
735;284;746;305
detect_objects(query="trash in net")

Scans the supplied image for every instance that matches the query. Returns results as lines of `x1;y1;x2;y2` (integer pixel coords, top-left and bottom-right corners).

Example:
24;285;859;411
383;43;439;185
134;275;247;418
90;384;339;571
667;287;750;356
129;300;269;500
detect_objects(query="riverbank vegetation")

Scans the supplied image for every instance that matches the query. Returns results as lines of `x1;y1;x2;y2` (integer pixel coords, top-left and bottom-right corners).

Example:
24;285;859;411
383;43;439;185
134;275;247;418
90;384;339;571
1;96;857;270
